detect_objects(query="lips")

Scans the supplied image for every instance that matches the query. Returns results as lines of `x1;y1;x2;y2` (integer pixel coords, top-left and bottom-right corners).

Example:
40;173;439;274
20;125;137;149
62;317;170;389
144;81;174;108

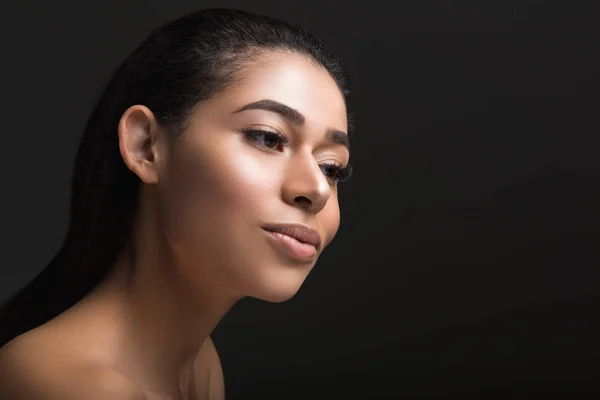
261;223;322;249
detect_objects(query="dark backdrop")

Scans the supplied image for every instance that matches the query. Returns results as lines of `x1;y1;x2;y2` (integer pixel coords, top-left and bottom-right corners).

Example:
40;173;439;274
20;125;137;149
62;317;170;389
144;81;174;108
1;1;599;398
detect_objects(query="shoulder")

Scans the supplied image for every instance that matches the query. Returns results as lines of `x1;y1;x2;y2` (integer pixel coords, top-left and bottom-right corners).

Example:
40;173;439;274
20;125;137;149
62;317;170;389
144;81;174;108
0;333;146;400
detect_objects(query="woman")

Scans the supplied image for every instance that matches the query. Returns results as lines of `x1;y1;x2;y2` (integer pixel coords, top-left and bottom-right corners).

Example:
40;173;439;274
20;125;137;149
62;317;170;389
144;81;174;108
0;8;353;399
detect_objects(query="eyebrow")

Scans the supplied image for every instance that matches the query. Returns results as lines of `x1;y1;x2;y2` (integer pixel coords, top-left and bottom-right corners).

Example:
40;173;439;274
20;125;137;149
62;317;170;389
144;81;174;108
233;99;351;152
325;129;351;151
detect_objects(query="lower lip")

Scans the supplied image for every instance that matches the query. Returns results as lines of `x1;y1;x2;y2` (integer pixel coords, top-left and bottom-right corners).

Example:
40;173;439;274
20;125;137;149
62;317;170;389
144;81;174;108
262;229;317;261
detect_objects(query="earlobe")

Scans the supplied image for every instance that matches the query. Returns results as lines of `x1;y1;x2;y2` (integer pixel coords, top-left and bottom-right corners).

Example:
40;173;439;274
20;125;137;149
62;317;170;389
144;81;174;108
118;105;161;184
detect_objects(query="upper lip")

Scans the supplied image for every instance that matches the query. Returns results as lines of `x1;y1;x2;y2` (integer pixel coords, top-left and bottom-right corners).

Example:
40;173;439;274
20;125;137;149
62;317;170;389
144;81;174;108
262;223;322;249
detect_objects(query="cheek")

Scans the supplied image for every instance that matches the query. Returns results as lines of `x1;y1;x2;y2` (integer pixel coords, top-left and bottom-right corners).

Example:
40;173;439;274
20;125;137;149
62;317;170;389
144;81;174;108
320;195;341;247
156;139;280;255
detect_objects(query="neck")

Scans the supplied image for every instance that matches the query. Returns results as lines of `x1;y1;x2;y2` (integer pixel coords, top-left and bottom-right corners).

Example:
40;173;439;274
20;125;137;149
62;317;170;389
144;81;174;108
78;192;242;397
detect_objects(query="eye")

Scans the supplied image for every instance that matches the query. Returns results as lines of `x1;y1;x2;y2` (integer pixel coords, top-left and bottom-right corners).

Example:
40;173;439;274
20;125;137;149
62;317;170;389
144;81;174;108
242;128;289;152
319;162;353;183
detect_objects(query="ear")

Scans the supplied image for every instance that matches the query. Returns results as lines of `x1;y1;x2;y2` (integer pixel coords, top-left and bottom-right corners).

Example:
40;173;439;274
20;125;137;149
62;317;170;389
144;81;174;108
118;105;164;184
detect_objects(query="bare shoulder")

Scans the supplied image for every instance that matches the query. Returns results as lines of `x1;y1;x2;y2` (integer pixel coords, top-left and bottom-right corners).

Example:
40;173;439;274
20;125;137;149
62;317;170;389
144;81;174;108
194;336;225;400
0;333;146;400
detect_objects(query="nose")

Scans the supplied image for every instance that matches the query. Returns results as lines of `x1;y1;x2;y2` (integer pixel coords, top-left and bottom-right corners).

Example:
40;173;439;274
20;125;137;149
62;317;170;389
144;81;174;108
281;153;331;214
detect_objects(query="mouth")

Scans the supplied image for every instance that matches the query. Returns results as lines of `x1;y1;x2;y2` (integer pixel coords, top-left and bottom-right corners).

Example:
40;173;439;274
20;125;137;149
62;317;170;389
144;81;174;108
261;223;322;261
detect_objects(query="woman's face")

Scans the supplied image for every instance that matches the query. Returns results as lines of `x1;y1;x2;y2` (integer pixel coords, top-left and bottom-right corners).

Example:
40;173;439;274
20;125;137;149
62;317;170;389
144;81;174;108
156;51;350;303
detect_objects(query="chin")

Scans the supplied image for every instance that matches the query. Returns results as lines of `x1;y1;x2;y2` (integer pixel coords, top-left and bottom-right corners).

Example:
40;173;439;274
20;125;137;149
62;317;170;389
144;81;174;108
246;265;313;303
256;290;299;304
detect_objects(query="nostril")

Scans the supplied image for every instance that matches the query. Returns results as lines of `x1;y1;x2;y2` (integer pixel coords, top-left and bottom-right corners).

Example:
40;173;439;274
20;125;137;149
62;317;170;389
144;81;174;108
294;196;312;206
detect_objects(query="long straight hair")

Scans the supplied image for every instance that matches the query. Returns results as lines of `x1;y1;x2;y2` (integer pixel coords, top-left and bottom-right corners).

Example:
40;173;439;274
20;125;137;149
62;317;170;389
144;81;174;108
0;8;351;348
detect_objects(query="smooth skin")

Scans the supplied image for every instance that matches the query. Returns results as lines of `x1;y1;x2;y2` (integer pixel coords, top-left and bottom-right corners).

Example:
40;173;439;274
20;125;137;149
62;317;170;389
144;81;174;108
0;49;350;399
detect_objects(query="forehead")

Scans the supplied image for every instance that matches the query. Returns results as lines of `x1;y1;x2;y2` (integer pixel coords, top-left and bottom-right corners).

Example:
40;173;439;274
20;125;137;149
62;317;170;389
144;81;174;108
215;50;348;131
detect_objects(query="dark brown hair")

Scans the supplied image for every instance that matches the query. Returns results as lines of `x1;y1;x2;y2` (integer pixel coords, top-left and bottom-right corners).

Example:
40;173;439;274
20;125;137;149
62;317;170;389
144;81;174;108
0;8;352;348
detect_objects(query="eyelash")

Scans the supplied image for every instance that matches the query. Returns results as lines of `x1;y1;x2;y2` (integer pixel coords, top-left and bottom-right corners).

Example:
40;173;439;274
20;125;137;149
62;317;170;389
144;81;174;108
241;128;353;183
242;127;289;152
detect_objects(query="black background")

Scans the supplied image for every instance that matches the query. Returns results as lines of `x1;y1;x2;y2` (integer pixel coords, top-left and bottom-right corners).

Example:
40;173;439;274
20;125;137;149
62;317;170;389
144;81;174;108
1;0;599;398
